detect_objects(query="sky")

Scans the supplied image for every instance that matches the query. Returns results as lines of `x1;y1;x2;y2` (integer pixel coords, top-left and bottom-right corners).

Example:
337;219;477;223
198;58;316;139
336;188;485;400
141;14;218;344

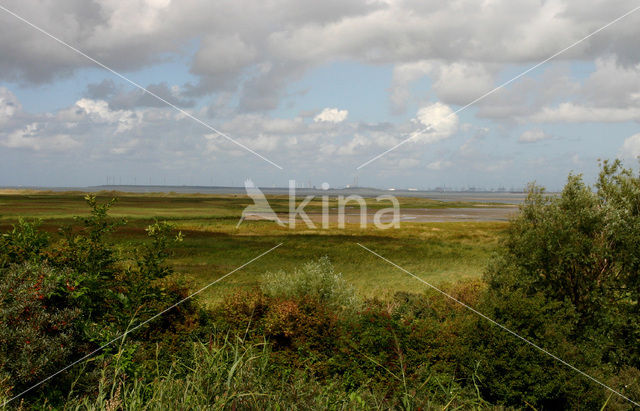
1;0;640;190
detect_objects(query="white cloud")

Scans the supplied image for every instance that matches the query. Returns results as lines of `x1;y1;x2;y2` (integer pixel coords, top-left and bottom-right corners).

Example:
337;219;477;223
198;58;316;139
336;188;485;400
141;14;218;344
414;102;458;143
337;134;369;155
110;138;140;155
1;123;79;151
389;61;432;113
314;108;348;123
530;102;640;123
427;160;453;170
74;99;139;132
620;133;640;159
0;87;458;184
222;114;306;134
580;58;640;108
398;158;420;169
2;0;640;188
189;34;257;92
479;159;514;172
429;62;494;106
146;0;172;9
519;129;552;143
571;153;581;165
247;134;279;152
0;87;20;126
3;0;639;111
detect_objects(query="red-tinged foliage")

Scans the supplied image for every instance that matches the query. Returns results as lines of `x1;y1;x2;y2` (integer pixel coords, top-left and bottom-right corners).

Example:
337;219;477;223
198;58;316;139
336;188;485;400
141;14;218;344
0;263;80;392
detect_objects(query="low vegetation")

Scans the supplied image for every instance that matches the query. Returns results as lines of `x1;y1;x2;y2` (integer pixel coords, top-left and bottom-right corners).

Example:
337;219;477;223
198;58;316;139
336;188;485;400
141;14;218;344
0;192;505;302
1;160;639;409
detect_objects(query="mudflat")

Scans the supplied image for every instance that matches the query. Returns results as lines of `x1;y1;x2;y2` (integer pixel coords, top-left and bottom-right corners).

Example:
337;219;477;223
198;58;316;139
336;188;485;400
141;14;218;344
267;206;518;224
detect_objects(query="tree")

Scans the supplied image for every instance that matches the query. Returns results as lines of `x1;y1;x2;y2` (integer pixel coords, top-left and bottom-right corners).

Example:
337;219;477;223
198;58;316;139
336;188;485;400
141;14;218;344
487;160;640;323
476;160;640;407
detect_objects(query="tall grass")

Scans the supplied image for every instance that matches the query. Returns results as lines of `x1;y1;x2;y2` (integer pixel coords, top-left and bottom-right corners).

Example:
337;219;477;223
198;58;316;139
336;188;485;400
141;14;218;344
64;335;375;410
64;333;490;410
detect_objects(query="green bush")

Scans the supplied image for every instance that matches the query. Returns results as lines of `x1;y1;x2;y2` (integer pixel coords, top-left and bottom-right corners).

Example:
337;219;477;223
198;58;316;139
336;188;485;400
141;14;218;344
0;195;202;406
479;160;640;407
261;256;361;313
472;286;604;408
0;218;49;268
488;161;640;322
43;195;190;330
218;289;269;334
209;260;489;409
0;262;80;396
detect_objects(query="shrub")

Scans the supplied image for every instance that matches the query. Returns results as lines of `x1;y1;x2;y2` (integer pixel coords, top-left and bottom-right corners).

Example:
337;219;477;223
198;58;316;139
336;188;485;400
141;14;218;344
0;262;80;396
44;196;188;329
480;160;640;407
336;301;406;388
261;256;361;313
472;285;606;408
488;161;640;323
0;195;202;406
264;297;338;352
46;195;125;320
391;285;478;379
217;289;269;334
137;220;183;280
0;218;49;268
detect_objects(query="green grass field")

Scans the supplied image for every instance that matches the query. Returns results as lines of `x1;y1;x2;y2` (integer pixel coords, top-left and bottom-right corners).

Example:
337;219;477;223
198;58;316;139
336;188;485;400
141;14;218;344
0;191;509;304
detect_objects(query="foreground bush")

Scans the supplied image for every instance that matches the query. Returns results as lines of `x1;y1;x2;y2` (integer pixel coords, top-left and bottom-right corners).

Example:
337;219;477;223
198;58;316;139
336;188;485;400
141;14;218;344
212;261;488;408
479;159;640;407
0;263;80;399
0;196;201;406
0;219;49;269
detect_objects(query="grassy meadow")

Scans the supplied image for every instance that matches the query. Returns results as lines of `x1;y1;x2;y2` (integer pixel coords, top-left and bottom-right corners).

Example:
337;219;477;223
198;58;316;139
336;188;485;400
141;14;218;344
0;190;508;304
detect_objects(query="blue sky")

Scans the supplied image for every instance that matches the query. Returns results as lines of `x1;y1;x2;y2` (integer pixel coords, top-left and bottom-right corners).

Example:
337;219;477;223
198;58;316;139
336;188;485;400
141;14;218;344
1;0;639;190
